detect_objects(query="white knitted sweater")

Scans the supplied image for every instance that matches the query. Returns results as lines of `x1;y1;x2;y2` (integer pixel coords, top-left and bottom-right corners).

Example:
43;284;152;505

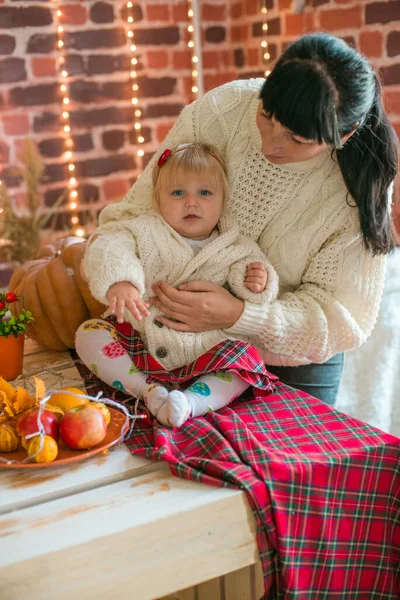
99;79;387;367
83;211;279;370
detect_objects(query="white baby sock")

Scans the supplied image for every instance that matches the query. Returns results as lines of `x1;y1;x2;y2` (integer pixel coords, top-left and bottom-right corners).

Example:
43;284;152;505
156;372;250;428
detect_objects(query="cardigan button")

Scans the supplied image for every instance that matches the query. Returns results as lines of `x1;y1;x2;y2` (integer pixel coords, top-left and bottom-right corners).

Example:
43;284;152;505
154;319;164;328
156;347;168;359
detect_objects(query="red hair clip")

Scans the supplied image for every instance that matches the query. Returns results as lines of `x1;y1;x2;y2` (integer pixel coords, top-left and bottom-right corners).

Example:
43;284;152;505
157;148;172;167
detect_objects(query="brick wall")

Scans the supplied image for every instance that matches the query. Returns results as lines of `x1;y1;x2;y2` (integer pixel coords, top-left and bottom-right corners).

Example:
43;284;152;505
0;0;399;236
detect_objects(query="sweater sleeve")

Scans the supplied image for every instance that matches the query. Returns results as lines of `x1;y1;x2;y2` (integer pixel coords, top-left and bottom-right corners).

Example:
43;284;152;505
227;237;279;304
82;230;145;305
225;217;387;365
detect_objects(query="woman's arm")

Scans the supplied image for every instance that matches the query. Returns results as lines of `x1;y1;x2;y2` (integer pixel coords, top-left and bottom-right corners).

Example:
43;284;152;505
226;221;387;364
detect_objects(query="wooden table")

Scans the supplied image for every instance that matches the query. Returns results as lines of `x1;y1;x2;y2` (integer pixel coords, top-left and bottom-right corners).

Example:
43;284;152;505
0;340;264;600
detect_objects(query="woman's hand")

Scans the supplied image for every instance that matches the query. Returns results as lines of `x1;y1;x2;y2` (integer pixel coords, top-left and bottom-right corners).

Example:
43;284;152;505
149;281;244;332
106;281;149;324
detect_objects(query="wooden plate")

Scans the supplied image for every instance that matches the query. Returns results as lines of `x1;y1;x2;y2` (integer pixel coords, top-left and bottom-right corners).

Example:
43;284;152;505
0;407;127;469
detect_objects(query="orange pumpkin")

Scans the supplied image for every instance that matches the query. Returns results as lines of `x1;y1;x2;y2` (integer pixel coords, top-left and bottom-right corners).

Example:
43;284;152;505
0;424;20;452
9;237;104;351
27;435;58;463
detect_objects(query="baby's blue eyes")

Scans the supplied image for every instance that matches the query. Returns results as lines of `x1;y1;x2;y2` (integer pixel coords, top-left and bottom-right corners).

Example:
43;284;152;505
171;189;212;197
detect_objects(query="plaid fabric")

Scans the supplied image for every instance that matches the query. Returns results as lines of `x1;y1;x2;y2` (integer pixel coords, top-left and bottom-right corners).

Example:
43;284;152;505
73;322;400;599
100;318;278;393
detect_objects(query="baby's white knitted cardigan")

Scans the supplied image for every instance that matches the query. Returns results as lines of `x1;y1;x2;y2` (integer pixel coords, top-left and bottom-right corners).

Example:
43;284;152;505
83;211;279;370
99;79;387;367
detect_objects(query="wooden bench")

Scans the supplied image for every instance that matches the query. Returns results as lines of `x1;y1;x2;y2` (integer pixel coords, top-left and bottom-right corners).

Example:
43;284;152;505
0;340;264;600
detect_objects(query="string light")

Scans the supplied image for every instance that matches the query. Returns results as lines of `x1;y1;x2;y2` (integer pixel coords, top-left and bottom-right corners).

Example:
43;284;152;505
260;0;271;77
53;1;81;234
187;0;200;98
126;2;144;165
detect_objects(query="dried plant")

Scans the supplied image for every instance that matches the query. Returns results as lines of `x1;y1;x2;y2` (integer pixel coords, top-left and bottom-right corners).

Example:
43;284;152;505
0;140;66;264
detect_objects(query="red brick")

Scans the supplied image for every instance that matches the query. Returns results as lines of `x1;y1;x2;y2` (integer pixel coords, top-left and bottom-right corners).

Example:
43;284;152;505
245;0;259;16
384;90;400;116
319;7;362;31
102;177;130;201
2;112;30;136
285;13;305;36
31;56;57;78
146;4;169;21
247;47;260;67
202;3;226;21
147;50;169;69
0;139;9;163
203;50;232;70
172;50;191;70
278;0;292;8
231;24;249;43
230;2;243;19
60;3;87;26
359;30;383;58
204;73;236;93
156;122;173;143
171;3;188;23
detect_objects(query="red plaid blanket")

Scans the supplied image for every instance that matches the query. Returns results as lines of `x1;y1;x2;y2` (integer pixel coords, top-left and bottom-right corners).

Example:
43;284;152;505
73;322;400;599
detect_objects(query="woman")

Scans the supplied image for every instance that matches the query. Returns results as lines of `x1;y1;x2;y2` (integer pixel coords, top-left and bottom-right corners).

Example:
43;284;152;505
98;33;398;406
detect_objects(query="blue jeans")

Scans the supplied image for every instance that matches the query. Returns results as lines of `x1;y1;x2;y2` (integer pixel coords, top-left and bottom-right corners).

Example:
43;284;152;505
266;353;345;406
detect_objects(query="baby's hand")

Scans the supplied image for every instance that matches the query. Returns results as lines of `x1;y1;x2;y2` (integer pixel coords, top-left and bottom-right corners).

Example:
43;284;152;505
245;262;268;293
106;281;150;324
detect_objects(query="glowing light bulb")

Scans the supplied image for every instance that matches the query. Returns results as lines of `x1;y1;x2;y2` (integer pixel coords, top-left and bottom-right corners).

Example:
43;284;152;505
261;41;267;48
131;97;138;105
71;216;79;225
192;85;198;93
62;111;69;119
264;52;270;60
69;202;78;211
58;26;64;33
68;164;75;171
188;25;194;32
76;228;85;237
69;177;77;186
192;70;198;77
63;97;70;104
62;70;68;77
132;83;138;91
188;9;194;17
128;16;133;23
188;41;194;48
192;56;199;63
127;1;133;6
131;58;138;65
127;31;133;38
138;136;144;143
262;23;268;31
134;123;141;130
64;125;70;133
70;190;78;198
58;40;64;48
138;149;144;157
135;109;141;117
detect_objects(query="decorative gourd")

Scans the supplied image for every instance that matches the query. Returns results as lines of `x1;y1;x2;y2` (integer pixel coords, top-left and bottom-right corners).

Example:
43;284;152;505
27;435;58;463
9;237;104;351
0;424;20;452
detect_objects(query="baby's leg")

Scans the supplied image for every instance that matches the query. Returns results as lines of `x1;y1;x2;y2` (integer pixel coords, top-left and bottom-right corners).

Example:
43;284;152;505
75;319;168;417
157;372;249;427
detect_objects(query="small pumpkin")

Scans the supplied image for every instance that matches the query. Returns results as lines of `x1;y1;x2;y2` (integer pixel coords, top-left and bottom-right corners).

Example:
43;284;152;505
27;435;58;463
0;424;20;452
9;237;104;351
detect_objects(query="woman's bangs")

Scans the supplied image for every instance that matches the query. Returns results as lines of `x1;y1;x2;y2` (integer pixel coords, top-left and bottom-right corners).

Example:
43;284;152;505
261;62;338;145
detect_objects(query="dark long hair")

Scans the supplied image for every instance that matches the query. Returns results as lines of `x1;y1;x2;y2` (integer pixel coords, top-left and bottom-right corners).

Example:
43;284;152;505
259;33;398;255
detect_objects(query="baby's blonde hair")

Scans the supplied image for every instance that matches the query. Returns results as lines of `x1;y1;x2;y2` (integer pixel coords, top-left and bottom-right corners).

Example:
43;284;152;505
152;143;230;211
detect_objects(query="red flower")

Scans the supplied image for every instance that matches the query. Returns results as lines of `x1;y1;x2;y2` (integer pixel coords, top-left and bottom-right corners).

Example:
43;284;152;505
157;148;172;167
0;302;6;311
5;292;18;303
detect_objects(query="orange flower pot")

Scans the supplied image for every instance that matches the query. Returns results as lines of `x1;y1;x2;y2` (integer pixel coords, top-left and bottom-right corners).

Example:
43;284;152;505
0;334;25;380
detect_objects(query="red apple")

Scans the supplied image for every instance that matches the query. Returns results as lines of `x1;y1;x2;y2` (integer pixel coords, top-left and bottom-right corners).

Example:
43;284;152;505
59;405;107;450
17;409;59;448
